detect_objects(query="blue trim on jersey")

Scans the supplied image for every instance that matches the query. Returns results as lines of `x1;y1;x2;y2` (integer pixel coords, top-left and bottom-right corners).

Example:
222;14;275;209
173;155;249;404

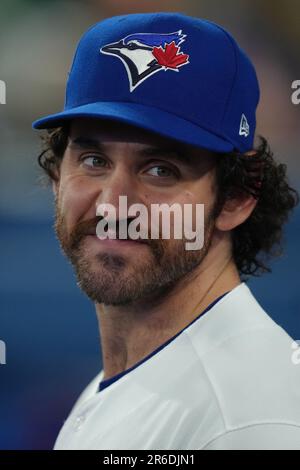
98;290;230;393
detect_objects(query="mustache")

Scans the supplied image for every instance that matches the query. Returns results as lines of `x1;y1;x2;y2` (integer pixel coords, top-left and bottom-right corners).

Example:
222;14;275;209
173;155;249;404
68;216;99;249
68;216;152;249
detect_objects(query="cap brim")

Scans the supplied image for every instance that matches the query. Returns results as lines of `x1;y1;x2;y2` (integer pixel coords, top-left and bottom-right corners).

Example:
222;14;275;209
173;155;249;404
32;101;233;153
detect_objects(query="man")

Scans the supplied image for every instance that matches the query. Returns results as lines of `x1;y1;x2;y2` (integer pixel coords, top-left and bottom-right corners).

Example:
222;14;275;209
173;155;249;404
33;13;300;450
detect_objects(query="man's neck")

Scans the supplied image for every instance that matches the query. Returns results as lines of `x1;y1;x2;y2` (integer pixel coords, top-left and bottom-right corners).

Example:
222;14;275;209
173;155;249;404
95;234;241;381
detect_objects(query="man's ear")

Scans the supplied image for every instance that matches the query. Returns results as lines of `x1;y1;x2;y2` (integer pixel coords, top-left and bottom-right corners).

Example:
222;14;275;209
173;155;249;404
215;192;258;231
215;149;259;231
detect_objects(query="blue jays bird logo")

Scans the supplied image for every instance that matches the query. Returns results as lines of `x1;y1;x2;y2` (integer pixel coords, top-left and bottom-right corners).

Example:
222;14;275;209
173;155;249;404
100;30;189;92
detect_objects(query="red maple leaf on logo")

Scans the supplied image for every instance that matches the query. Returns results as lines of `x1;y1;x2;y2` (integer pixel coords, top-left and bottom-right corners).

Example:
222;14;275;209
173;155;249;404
152;41;189;69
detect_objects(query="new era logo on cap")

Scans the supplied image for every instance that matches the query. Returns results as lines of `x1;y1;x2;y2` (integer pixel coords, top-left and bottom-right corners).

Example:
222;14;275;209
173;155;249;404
100;30;189;92
239;114;250;137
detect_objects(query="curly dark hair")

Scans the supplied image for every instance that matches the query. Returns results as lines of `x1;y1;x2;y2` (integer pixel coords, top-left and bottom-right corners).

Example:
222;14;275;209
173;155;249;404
38;125;299;278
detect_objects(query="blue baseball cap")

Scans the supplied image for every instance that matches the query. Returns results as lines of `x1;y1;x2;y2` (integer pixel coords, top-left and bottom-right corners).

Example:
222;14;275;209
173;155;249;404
32;12;260;153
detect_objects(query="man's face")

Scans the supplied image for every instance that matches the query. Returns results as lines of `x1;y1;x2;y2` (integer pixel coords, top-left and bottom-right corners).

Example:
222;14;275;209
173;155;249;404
54;118;218;306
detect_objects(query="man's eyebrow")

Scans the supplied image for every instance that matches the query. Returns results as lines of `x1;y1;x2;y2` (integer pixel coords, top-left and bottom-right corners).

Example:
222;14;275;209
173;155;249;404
136;146;195;166
68;137;104;149
68;137;195;166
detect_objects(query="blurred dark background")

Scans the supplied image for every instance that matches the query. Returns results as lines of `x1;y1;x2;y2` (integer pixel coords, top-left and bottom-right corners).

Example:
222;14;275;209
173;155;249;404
0;0;299;449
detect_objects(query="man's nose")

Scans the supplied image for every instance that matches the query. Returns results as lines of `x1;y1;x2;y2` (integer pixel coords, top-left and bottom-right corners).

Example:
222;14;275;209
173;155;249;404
94;166;140;218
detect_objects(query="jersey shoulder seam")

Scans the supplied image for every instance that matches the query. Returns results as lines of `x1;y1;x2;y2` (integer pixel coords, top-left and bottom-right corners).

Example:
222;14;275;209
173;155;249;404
200;421;300;449
184;333;228;431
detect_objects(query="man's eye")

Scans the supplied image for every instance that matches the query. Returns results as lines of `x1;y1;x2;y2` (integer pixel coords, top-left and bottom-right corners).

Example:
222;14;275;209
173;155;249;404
80;155;106;168
146;165;176;178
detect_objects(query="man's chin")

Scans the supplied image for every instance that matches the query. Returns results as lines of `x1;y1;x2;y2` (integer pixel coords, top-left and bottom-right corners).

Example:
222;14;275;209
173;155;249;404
77;277;152;307
77;276;175;307
71;257;155;306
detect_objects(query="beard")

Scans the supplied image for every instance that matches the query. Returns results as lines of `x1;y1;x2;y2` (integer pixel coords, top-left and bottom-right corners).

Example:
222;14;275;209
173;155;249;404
54;200;216;307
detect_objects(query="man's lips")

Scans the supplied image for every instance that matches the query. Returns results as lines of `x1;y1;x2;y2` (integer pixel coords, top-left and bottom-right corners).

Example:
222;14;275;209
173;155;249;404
84;228;149;244
85;233;149;248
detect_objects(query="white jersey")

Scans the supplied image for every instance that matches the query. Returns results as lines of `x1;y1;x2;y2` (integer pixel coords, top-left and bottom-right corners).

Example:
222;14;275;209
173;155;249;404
54;282;300;450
